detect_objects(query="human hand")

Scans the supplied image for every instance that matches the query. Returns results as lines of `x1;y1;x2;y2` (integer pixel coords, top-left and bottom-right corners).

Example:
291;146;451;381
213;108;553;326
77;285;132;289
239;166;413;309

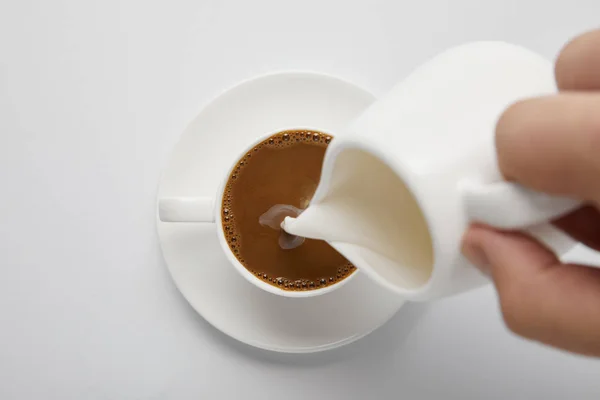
461;29;600;357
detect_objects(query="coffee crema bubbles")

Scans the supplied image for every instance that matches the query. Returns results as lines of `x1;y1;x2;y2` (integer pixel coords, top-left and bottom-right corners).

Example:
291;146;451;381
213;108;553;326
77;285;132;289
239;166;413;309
220;130;355;291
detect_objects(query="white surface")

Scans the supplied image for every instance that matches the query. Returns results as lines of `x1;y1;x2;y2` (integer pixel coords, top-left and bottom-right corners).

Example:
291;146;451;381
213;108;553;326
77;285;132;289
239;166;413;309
157;71;404;346
1;0;600;398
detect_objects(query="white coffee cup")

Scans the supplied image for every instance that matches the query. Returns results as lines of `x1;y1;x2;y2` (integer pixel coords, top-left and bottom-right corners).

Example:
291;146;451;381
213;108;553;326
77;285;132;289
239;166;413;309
281;42;583;301
158;128;357;298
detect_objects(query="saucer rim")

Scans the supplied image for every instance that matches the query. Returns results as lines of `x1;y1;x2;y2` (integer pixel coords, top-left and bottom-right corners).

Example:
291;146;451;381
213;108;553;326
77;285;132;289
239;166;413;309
156;70;404;353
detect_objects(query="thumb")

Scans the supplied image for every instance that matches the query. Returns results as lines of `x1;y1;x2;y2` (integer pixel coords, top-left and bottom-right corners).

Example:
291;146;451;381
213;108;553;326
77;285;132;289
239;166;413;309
462;224;600;356
462;224;558;284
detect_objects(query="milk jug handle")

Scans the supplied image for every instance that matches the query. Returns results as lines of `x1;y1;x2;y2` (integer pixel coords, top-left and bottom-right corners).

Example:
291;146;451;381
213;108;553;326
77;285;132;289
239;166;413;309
461;180;582;254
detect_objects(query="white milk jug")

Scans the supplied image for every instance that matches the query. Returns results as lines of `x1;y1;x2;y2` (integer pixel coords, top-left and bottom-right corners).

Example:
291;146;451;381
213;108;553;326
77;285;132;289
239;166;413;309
282;42;581;301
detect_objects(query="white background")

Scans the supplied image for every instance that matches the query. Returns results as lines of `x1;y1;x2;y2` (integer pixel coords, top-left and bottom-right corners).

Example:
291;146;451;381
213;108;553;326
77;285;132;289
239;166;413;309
1;0;600;398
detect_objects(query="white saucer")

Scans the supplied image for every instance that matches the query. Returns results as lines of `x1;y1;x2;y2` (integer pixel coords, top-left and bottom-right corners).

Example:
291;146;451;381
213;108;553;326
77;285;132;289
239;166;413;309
157;71;405;353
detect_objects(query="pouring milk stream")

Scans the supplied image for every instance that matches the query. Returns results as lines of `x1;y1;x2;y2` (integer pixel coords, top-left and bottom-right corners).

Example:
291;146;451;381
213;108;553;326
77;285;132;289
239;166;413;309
279;42;582;301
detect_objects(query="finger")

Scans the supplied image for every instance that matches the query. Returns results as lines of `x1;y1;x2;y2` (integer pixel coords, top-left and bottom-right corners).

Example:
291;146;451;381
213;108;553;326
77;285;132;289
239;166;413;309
496;93;600;203
553;205;600;252
556;29;600;91
462;225;600;357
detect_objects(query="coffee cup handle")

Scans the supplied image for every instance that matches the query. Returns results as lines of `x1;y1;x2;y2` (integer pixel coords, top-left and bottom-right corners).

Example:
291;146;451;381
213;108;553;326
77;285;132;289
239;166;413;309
158;197;215;223
461;180;582;255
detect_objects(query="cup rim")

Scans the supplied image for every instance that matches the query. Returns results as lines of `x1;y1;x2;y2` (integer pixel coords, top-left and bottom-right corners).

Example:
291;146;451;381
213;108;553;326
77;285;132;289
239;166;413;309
213;126;358;298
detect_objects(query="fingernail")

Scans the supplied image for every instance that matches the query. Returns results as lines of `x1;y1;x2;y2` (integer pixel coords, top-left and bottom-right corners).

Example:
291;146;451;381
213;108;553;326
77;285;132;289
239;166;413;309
461;242;490;275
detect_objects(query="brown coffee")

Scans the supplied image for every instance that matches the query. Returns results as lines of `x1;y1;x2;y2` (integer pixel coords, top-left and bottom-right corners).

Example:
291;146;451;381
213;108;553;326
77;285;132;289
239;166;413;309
221;130;356;291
